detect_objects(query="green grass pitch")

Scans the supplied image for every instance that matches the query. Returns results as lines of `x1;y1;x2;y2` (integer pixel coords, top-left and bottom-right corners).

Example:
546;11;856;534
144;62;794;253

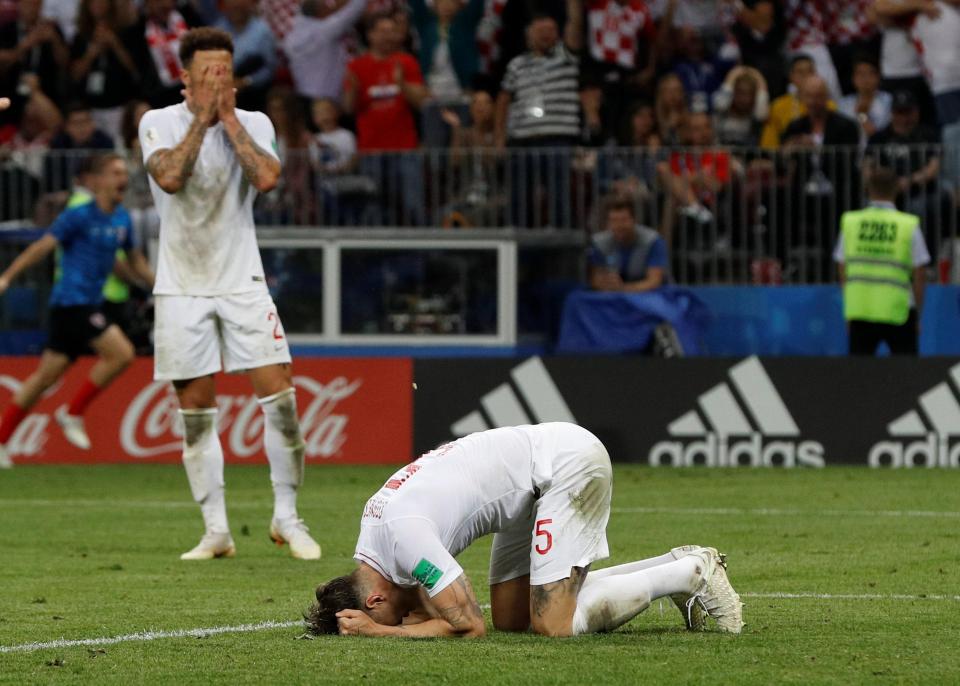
1;465;958;684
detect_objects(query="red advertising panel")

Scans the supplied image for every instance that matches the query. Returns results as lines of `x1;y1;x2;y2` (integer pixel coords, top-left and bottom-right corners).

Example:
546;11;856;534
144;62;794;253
0;357;412;465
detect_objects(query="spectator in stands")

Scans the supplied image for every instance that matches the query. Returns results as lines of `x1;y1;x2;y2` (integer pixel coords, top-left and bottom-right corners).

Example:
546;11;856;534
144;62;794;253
874;0;960;126
309;97;376;224
726;0;786;97
215;0;277;112
119;98;158;231
495;4;583;228
0;0;70;111
69;0;140;141
838;56;892;143
128;0;200;108
712;65;769;146
589;194;668;292
410;0;484;146
658;111;735;226
284;0;368;103
783;0;841;99
783;75;860;278
824;0;879;96
870;0;937;127
0;74;60;220
867;90;942;217
583;0;658;143
762;54;834;149
344;12;429;225
654;72;688;145
262;0;303;44
671;25;735;114
599;101;661;221
261;85;316;224
493;0;568;84
45;100;114;191
475;0;507;77
442;89;503;226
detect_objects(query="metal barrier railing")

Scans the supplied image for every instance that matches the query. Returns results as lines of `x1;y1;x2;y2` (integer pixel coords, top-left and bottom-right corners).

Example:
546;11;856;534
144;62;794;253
2;144;959;284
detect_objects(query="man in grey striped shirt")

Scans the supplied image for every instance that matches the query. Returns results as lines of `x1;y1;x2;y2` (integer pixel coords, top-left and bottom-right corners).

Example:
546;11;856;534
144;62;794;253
495;1;584;227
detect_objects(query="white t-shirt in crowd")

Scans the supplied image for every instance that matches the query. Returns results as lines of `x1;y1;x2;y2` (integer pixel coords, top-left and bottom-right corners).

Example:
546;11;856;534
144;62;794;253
881;23;922;79
912;1;960;95
139;103;279;296
311;128;357;172
354;424;582;597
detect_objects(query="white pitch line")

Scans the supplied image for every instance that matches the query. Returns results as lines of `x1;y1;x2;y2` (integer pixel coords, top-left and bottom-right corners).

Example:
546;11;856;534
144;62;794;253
0;499;271;510
3;592;959;654
611;506;960;519
743;592;960;602
0;620;301;654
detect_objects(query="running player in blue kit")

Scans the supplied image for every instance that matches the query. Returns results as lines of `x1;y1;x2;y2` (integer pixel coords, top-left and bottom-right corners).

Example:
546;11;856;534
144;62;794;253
0;153;154;468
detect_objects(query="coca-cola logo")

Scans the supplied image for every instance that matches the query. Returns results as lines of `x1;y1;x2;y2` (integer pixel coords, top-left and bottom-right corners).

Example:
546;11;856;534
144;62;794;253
120;376;363;459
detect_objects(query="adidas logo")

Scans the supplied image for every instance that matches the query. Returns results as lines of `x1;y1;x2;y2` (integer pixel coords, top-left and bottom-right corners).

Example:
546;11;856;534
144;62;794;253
450;357;575;435
869;362;960;468
649;356;825;468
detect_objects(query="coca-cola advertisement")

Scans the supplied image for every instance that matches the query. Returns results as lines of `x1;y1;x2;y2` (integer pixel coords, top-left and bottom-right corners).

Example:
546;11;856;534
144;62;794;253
0;357;413;465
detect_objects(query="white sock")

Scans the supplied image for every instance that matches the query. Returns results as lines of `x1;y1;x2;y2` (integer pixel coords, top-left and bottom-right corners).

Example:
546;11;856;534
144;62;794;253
180;408;229;535
572;557;702;635
259;388;305;522
586;551;680;581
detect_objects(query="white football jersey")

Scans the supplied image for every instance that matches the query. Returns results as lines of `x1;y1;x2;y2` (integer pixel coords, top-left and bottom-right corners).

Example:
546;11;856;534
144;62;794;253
139;103;279;296
354;423;598;597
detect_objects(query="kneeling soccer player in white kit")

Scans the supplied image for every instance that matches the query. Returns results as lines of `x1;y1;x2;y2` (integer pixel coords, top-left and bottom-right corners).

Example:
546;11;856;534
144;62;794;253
139;27;320;561
305;423;743;637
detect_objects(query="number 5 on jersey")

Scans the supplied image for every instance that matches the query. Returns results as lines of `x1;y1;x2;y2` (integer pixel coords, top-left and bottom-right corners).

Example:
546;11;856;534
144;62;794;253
535;518;553;555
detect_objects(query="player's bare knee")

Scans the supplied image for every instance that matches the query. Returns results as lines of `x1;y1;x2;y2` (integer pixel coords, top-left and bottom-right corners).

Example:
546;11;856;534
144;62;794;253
530;616;574;638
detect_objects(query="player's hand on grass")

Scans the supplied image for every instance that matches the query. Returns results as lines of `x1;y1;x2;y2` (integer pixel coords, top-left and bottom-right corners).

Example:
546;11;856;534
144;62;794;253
335;609;379;637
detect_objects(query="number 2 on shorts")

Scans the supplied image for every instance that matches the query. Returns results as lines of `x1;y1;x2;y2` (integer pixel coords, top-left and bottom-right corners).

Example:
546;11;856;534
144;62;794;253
535;518;553;555
267;311;284;341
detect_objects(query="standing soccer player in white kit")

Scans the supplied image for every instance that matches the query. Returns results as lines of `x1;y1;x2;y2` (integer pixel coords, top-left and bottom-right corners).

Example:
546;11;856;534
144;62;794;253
139;28;321;561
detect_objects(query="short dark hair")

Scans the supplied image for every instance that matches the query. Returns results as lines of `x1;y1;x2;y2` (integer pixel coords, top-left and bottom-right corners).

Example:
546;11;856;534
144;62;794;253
304;574;361;636
605;195;636;218
789;54;814;71
851;52;879;71
179;27;234;68
364;10;395;34
91;152;124;174
64;100;92;118
867;166;900;200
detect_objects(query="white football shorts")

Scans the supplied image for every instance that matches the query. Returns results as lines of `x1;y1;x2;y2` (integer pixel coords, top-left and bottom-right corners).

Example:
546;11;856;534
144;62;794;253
488;427;612;587
153;291;293;381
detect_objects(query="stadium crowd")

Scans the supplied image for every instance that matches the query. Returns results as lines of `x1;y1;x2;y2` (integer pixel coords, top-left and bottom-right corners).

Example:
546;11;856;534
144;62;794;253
1;0;960;275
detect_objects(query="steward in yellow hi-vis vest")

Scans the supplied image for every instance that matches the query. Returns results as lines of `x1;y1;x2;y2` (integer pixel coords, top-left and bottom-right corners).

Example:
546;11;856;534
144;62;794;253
833;167;930;356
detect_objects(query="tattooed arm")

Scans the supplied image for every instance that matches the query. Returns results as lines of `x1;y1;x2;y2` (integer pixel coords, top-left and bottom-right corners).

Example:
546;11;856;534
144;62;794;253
145;116;209;194
221;116;281;193
336;575;487;638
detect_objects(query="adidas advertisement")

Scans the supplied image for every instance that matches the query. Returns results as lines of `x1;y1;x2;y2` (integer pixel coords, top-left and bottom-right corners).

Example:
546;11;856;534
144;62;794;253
412;356;960;468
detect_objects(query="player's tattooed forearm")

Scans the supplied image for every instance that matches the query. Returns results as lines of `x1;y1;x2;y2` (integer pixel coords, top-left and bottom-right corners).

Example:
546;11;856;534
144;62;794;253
147;118;207;188
436;577;483;632
227;124;278;188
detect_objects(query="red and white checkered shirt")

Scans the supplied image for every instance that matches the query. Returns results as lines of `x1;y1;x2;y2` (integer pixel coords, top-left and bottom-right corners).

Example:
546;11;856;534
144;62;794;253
476;0;508;74
785;0;827;50
262;0;301;41
587;0;655;70
823;0;876;45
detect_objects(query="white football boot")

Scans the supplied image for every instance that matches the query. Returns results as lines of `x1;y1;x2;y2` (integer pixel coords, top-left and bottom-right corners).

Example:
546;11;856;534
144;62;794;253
55;406;91;450
180;531;236;560
0;444;12;469
269;518;321;560
685;547;744;634
669;545;707;630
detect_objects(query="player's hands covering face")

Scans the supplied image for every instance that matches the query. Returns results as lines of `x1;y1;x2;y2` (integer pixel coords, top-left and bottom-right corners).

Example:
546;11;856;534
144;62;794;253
185;65;222;126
